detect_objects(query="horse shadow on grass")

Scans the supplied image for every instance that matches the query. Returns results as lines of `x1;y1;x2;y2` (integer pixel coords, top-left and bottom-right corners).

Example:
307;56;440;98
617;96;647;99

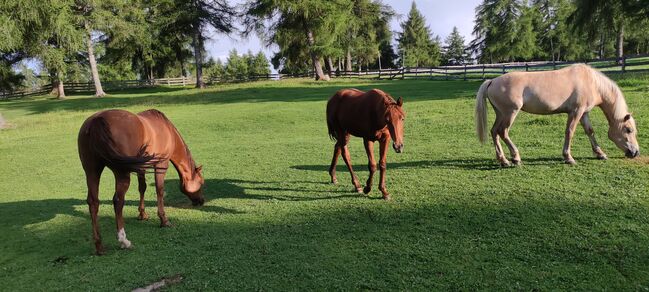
291;156;598;172
172;178;361;202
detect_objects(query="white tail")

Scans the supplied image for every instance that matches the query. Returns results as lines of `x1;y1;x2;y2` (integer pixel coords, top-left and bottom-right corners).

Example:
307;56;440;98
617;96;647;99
475;80;491;144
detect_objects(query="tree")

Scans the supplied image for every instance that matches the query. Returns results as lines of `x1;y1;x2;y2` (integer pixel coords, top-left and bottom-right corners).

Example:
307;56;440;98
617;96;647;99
245;0;352;81
569;0;628;61
470;0;539;63
250;51;270;77
397;2;441;67
443;26;467;65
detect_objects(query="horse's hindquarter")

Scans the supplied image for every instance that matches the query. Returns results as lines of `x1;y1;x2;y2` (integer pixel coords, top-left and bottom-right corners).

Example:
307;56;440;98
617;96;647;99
332;92;385;139
490;69;589;115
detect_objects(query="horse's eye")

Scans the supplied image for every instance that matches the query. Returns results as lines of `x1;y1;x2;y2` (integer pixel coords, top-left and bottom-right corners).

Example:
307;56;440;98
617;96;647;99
624;127;633;134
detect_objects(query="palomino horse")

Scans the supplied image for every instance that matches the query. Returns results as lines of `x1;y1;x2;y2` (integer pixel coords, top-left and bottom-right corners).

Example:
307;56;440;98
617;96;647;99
78;109;205;254
327;89;405;200
476;64;639;166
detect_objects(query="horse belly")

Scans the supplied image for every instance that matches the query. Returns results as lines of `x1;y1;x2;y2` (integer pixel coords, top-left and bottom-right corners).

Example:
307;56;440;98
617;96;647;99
520;88;572;115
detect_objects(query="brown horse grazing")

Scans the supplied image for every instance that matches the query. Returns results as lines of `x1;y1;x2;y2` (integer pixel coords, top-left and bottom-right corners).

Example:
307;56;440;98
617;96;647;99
78;109;205;255
326;89;405;200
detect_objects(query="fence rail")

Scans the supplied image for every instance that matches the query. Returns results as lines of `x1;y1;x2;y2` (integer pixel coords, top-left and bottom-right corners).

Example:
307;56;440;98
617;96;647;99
2;54;649;100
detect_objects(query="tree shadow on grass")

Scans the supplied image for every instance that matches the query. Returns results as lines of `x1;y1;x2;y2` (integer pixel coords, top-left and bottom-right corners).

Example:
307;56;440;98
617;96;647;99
0;79;480;115
2;195;649;290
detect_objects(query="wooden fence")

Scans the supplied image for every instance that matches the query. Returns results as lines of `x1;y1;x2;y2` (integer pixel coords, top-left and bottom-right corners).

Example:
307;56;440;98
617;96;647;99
2;54;649;100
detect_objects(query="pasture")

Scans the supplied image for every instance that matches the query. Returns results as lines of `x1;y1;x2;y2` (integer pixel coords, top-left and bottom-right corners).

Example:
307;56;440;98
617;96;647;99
1;77;649;290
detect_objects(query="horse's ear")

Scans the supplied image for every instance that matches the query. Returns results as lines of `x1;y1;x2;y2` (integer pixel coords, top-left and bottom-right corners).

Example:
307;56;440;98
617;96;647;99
624;113;632;121
397;97;403;106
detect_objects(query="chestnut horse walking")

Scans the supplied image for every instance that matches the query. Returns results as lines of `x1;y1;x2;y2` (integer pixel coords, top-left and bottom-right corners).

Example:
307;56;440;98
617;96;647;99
78;109;205;255
327;89;405;200
476;64;639;166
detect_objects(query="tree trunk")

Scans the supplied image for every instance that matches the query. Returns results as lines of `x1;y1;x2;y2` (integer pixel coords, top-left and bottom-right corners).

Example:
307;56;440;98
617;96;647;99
304;28;329;81
326;57;335;76
86;26;106;97
378;55;382;70
51;77;66;99
345;49;352;72
616;23;625;64
192;25;206;89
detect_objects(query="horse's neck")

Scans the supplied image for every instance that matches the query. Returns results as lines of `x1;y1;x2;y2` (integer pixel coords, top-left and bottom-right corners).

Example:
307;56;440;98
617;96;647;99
168;128;194;181
598;90;625;125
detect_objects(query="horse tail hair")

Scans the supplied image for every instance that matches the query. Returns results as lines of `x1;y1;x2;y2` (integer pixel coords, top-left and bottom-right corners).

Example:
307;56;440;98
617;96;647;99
326;93;339;141
476;79;492;144
85;116;160;173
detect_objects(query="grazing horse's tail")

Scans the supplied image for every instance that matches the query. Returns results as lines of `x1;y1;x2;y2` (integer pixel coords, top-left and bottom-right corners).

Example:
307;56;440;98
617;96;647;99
476;79;492;144
84;116;159;173
326;94;339;141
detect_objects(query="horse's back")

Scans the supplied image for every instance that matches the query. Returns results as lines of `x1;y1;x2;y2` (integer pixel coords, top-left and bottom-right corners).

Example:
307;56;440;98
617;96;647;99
488;65;597;114
327;89;388;139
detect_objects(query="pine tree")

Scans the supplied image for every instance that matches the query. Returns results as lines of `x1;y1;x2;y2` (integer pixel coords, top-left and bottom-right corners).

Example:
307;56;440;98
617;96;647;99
443;27;467;65
397;2;441;67
245;0;352;80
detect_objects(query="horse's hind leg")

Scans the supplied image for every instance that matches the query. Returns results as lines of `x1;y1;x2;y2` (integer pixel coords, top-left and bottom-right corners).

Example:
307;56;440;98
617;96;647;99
339;134;362;193
113;171;132;249
580;112;607;160
499;111;522;165
328;143;342;184
137;172;149;220
84;166;104;255
491;114;510;166
362;138;376;195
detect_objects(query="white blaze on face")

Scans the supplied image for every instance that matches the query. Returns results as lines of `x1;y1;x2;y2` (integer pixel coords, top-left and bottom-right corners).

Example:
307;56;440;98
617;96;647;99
117;228;132;249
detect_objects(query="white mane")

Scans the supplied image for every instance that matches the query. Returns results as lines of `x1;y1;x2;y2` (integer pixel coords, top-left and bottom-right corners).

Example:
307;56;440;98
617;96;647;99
588;66;627;120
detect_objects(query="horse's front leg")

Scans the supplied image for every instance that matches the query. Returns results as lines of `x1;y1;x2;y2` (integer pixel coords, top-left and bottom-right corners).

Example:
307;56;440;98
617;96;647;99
362;138;376;195
113;171;132;249
580;112;607;160
154;162;172;227
137;172;149;220
378;138;391;200
563;111;584;164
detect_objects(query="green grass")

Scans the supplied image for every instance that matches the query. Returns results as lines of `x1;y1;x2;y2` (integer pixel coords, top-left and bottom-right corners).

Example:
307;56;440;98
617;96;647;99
1;76;649;290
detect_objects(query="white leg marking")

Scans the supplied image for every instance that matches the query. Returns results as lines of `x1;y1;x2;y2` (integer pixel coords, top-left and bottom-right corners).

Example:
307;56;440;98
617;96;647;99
117;228;132;249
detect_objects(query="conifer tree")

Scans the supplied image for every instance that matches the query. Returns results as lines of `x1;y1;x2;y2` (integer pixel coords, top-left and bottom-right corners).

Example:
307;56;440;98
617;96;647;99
397;2;441;67
443;26;467;65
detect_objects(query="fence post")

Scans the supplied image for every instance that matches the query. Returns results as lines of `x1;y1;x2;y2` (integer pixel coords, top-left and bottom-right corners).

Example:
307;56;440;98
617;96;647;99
445;67;448;81
525;63;529;72
502;64;506;75
482;65;486;80
622;56;626;73
402;68;405;80
552;60;556;70
463;64;467;81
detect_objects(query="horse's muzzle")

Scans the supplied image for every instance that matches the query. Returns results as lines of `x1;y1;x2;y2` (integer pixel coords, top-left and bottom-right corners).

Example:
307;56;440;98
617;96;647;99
192;197;205;206
393;143;404;153
625;149;640;158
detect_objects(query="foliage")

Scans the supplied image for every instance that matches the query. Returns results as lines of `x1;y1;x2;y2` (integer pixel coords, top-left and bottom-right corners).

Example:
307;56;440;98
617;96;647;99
443;27;467;65
397;2;441;67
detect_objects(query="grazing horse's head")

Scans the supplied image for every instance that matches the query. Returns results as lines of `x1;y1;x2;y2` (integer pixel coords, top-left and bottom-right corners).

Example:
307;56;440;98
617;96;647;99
181;165;205;206
385;97;405;153
609;113;640;158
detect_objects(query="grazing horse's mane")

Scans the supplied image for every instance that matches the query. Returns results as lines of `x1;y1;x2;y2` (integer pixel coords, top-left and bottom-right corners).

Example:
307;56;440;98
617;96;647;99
141;109;199;176
580;64;628;120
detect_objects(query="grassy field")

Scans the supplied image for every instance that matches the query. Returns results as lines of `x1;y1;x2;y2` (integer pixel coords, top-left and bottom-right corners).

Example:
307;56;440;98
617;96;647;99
1;76;649;290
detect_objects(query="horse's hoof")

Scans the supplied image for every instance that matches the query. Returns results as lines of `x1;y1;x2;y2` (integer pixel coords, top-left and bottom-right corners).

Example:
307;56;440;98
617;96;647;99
355;187;363;194
363;186;371;194
564;159;576;165
95;248;106;256
382;194;392;201
331;178;338;185
512;159;522;166
137;213;149;221
500;161;511;167
597;154;608;160
160;222;173;228
120;240;132;249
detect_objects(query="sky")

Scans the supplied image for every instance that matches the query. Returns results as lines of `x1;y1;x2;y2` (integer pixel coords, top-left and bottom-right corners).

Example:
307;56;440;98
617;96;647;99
205;0;483;66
